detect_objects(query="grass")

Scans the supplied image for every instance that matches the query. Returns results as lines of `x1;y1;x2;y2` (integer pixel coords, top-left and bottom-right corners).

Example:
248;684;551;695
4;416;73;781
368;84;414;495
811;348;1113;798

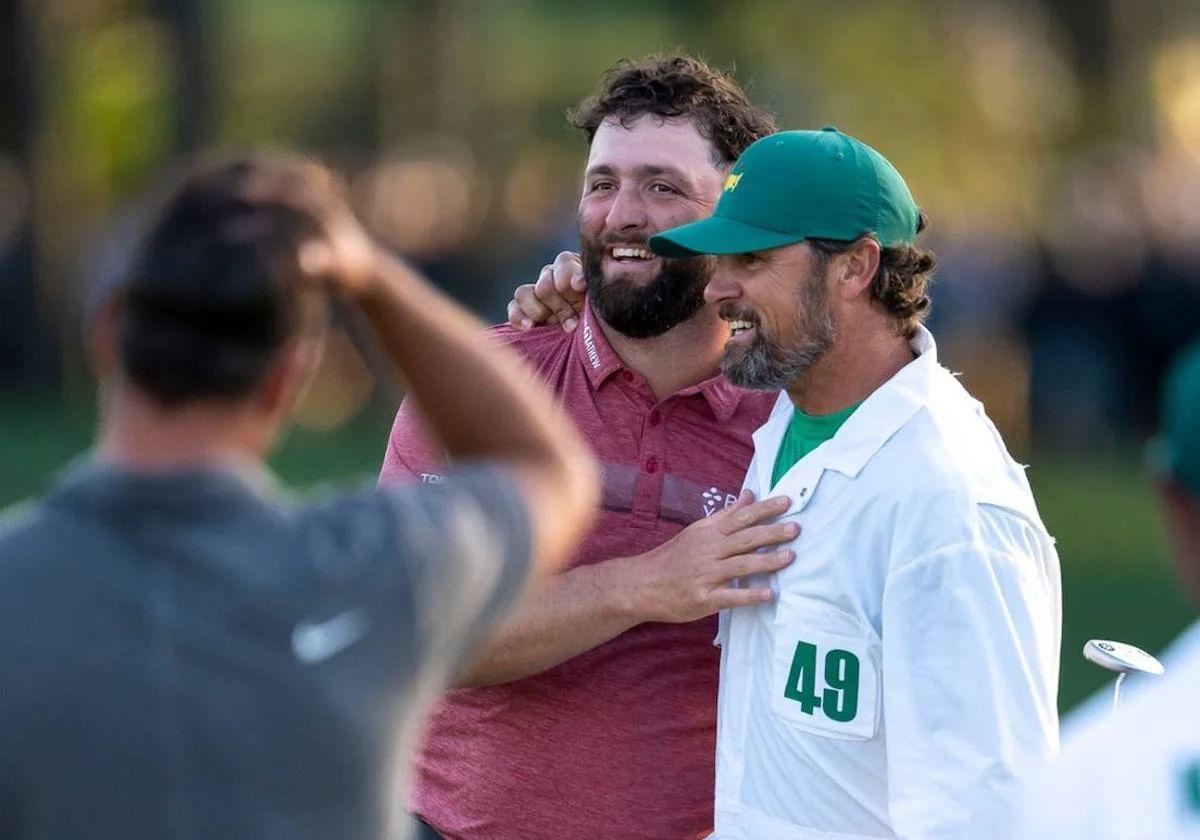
0;397;396;504
1;397;1193;715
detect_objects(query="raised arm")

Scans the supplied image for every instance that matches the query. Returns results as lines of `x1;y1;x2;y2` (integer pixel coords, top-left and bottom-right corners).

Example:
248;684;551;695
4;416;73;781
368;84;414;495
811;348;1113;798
304;222;598;577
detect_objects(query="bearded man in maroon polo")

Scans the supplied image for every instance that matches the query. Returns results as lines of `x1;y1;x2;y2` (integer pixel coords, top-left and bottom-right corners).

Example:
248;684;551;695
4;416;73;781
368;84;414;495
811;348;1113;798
380;55;793;839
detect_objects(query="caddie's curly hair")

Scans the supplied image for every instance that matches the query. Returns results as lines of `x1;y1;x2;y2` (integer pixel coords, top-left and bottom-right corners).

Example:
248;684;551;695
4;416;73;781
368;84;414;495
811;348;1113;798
809;212;936;339
569;54;777;165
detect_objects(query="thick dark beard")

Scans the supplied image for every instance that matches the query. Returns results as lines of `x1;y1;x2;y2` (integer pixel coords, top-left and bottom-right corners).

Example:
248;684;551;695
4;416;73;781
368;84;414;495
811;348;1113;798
580;237;711;339
721;266;837;391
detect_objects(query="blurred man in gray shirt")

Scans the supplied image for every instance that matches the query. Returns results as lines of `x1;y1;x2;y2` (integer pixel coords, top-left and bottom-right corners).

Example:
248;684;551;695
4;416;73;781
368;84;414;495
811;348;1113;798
0;155;597;839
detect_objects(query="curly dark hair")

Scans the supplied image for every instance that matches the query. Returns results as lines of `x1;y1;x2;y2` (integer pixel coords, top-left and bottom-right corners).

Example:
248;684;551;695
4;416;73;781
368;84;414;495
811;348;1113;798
569;54;777;165
809;212;936;339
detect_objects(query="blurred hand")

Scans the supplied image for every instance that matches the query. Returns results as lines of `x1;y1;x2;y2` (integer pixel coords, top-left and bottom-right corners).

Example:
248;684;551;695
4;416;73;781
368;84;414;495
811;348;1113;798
506;251;587;332
231;160;384;300
299;213;383;300
625;491;798;624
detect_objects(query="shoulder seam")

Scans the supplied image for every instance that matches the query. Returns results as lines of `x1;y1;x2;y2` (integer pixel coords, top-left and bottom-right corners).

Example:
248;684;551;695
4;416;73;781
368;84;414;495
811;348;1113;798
887;538;1021;580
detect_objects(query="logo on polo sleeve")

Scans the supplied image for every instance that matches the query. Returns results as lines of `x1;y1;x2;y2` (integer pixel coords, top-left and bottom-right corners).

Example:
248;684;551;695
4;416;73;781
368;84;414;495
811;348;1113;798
292;608;369;665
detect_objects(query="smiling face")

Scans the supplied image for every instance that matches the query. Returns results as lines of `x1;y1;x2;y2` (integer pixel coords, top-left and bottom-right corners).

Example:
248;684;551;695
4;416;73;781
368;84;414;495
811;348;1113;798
577;115;727;338
704;241;839;391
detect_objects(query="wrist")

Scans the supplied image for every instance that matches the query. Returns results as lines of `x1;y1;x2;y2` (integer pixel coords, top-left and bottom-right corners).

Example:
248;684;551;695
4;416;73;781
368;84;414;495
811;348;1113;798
595;552;653;627
360;248;403;302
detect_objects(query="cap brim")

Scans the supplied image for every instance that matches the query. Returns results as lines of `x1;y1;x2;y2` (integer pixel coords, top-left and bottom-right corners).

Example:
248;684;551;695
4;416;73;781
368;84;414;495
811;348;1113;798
649;216;804;258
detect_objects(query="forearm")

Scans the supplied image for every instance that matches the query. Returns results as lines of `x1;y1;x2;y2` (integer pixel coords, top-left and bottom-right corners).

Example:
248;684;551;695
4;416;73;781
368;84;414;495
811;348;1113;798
362;254;597;567
456;556;642;687
363;255;564;467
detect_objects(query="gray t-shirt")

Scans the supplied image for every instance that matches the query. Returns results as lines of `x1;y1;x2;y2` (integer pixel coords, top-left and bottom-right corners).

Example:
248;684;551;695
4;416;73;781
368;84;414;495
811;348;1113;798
0;458;531;840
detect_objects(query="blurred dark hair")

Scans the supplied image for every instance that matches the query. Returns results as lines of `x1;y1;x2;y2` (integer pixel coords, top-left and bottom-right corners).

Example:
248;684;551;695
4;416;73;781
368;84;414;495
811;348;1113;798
809;211;936;339
118;154;344;407
569;54;777;165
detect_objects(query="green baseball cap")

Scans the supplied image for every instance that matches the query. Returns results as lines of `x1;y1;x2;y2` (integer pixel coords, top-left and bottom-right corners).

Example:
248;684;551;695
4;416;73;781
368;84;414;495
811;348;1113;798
1150;341;1200;497
649;127;920;258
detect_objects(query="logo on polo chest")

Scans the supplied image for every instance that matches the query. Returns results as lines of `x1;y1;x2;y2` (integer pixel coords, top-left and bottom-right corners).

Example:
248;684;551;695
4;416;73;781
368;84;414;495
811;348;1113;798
604;469;740;525
701;486;739;517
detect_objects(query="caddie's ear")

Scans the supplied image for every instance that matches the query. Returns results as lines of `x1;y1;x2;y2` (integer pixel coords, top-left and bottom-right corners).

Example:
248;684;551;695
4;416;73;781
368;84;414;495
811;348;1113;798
831;237;881;301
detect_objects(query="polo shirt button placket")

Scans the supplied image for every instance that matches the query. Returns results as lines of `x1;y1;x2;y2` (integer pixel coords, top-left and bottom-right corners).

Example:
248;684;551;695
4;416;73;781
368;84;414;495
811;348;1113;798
630;396;668;523
645;402;668;475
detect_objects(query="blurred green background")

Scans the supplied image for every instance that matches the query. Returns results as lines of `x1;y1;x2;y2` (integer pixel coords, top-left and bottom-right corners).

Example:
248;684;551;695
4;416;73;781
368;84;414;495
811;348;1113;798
2;0;1199;715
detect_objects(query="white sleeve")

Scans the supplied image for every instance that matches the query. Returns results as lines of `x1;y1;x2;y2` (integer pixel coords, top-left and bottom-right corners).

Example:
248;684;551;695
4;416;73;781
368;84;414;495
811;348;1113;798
1008;749;1105;839
881;525;1060;839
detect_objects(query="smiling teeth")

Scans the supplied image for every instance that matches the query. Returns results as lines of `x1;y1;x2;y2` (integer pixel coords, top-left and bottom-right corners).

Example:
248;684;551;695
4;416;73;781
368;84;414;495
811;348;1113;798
728;320;754;333
612;247;653;259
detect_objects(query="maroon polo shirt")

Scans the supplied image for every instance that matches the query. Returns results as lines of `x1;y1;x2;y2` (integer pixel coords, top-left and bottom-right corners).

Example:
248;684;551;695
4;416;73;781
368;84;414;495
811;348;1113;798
380;301;774;840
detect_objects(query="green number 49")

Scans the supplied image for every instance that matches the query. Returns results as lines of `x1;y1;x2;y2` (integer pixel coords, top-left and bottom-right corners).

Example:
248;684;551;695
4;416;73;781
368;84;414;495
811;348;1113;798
784;641;860;723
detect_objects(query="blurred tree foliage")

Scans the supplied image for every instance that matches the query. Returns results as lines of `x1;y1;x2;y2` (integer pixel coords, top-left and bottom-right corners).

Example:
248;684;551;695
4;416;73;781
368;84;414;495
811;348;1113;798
2;0;1197;422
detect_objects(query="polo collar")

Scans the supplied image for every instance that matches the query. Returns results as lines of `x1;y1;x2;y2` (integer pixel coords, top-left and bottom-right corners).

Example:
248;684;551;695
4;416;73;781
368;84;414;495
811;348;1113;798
680;374;748;424
753;325;941;483
575;298;747;422
575;300;625;388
